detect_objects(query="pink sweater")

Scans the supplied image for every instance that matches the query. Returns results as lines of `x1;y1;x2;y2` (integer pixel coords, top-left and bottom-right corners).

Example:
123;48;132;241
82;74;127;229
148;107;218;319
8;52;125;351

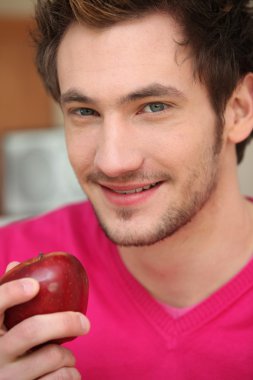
1;201;253;379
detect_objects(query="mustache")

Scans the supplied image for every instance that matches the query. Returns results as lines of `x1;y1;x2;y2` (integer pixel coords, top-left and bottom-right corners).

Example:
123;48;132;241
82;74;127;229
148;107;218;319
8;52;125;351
86;170;172;184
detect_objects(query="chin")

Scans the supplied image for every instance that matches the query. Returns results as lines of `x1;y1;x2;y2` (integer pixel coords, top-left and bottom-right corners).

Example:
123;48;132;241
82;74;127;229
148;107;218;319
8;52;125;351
96;216;189;247
92;179;218;247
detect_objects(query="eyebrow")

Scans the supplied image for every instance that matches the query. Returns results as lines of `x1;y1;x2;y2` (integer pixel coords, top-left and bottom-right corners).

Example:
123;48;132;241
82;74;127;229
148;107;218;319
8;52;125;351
119;83;186;104
60;90;94;105
60;83;186;106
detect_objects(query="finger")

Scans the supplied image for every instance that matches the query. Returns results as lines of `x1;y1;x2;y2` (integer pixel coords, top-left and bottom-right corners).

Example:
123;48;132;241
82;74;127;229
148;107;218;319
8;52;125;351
1;312;90;360
38;366;81;380
0;278;39;314
6;344;78;380
0;325;7;337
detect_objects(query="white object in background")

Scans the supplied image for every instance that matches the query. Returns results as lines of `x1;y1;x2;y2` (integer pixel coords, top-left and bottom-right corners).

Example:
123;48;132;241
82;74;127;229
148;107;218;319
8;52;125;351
2;127;86;216
238;139;253;197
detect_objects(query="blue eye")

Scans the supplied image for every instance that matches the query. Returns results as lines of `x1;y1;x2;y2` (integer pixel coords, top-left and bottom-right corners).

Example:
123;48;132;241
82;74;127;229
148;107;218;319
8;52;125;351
77;108;97;116
69;107;98;117
143;103;168;113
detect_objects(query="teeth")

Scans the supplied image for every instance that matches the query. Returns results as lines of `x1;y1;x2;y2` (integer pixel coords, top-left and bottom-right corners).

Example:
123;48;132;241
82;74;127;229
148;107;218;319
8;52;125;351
114;182;158;195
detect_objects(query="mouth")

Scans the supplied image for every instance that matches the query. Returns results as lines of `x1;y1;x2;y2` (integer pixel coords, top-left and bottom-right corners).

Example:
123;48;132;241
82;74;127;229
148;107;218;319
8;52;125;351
99;181;162;206
111;182;160;195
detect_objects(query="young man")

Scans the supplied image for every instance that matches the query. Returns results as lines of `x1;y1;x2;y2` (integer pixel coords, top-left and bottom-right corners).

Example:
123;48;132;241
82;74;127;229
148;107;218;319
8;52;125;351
1;0;253;378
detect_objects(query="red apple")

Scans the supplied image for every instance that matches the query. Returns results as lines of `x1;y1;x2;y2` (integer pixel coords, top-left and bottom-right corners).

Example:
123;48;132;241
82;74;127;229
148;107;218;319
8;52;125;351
0;251;89;344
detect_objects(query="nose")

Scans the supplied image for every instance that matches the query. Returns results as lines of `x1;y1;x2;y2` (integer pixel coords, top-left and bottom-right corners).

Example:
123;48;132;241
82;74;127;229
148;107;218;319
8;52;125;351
94;117;144;178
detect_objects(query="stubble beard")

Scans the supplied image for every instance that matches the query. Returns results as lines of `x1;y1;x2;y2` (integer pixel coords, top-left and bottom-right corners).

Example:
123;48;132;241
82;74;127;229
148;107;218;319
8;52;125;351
90;120;223;247
93;169;219;247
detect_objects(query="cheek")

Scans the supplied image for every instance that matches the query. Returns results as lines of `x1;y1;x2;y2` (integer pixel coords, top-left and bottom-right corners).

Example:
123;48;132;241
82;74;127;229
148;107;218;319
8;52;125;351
65;129;97;175
147;127;194;168
152;127;215;186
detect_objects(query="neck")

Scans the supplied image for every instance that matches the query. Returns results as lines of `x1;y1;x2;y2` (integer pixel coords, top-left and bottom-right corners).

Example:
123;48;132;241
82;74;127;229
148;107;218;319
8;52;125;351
118;181;253;308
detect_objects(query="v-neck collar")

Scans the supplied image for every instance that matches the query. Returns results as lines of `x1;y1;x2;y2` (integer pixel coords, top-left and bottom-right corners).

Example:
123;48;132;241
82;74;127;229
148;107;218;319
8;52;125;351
110;243;253;344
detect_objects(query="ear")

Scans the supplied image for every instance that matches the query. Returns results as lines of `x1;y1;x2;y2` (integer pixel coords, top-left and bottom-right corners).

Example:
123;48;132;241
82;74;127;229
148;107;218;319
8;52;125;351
226;73;253;144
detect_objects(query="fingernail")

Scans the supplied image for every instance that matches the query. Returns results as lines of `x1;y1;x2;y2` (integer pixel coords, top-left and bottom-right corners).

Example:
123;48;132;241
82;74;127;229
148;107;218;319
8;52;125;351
21;278;38;295
79;314;90;332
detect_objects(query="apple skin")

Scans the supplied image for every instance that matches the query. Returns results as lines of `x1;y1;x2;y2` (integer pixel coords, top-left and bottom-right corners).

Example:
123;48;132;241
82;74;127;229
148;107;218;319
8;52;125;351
0;252;89;344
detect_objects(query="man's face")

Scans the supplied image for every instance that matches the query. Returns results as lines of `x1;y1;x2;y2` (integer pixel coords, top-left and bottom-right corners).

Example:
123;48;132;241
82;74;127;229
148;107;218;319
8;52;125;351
57;12;224;246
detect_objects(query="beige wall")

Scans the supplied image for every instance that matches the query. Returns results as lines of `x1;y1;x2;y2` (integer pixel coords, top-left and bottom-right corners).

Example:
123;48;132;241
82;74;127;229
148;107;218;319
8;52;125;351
0;0;34;16
0;0;63;126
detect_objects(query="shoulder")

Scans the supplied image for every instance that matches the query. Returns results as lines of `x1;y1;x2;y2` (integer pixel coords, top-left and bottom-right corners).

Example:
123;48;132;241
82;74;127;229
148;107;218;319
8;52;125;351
0;200;94;235
0;201;108;275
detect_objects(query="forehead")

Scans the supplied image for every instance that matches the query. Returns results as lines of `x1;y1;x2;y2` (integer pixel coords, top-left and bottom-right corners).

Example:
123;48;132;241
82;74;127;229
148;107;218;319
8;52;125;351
57;12;192;98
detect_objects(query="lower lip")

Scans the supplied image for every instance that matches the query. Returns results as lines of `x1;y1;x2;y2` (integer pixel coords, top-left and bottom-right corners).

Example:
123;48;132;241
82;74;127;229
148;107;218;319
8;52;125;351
101;183;162;207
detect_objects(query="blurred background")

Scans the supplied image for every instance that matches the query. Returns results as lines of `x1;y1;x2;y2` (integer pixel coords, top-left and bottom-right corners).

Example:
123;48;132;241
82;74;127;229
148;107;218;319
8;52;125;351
0;0;85;225
0;0;252;226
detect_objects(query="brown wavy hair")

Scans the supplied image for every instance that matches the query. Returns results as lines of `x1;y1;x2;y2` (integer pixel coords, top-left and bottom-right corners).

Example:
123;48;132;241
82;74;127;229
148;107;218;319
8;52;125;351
33;0;253;163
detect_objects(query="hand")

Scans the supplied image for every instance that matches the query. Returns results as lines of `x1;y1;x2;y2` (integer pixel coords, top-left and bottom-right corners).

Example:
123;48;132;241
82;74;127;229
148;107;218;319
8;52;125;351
0;262;90;379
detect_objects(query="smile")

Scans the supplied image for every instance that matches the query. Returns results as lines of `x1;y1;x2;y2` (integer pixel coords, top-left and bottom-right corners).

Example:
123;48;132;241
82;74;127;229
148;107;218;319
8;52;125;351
100;181;162;207
113;182;159;195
